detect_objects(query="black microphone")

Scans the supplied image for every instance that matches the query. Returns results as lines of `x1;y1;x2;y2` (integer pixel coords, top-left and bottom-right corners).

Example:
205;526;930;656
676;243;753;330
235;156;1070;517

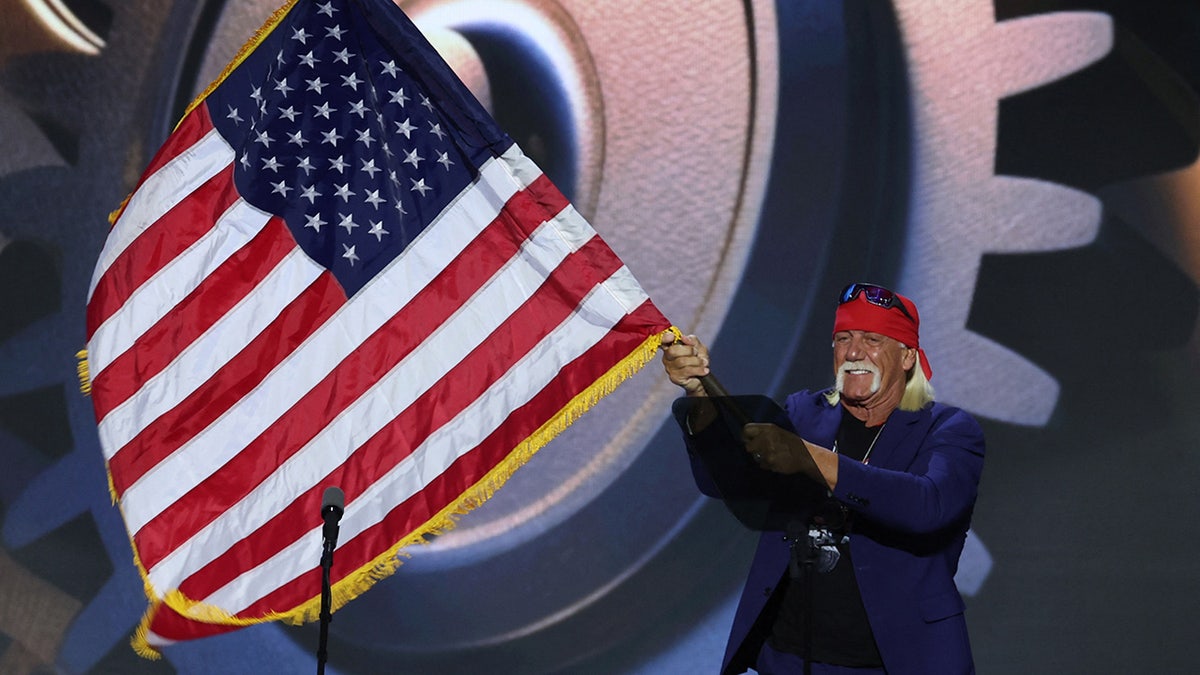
321;486;344;549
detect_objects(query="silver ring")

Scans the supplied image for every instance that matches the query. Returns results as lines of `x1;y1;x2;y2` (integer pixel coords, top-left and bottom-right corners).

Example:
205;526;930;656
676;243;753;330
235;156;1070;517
754;453;763;461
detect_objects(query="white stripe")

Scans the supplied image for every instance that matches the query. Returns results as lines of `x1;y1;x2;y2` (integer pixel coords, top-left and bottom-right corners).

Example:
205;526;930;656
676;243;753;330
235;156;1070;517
96;247;323;462
535;201;652;319
124;153;531;540
145;214;585;593
88;199;272;384
496;142;545;191
87;127;233;299
143;631;176;649
207;266;647;613
591;264;654;318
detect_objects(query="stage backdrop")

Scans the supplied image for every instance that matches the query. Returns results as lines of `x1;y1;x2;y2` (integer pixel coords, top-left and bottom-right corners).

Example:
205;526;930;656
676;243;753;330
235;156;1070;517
1;0;1197;673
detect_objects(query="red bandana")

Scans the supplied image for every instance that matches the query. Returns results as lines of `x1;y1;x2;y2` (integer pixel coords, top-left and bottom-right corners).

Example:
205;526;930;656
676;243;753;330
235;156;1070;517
833;291;933;380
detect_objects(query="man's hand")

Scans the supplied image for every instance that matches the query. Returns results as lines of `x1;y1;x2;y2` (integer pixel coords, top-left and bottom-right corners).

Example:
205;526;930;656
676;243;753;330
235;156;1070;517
661;331;710;397
742;423;837;488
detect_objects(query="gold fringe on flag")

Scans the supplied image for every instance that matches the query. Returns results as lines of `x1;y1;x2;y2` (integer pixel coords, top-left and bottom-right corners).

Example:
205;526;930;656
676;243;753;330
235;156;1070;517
131;608;164;660
107;194;131;228
76;349;91;395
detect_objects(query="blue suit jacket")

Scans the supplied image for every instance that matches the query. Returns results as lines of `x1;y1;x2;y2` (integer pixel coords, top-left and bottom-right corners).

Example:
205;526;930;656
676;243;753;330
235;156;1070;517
679;390;985;675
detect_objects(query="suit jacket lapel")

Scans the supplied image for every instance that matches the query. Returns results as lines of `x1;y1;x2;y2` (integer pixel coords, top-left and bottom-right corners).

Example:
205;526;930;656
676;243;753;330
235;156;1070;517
810;399;843;449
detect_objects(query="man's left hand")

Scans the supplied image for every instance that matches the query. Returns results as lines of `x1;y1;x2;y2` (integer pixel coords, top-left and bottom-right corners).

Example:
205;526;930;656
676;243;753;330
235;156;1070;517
742;423;830;486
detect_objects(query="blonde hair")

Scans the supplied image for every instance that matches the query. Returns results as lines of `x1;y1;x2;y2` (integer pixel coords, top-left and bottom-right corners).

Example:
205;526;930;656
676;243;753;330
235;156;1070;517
823;347;935;411
898;350;935;410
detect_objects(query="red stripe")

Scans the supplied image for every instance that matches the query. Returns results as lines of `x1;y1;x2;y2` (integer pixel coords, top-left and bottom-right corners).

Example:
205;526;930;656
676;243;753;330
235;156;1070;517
107;273;345;498
146;104;218;187
233;304;666;619
145;603;239;643
89;105;224;337
91;216;296;421
170;232;624;606
88;164;240;339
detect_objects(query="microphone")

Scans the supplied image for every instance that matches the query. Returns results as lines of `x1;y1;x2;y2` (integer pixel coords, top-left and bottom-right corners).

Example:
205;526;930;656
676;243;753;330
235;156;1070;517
321;486;344;549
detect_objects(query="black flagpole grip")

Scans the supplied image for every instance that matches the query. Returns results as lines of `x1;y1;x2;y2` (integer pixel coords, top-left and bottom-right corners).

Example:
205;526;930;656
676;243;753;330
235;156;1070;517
698;372;750;426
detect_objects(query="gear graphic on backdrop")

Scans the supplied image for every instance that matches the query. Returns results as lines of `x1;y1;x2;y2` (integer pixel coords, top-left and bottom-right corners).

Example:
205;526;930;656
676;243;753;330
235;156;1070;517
980;0;1199;366
879;0;1113;601
893;0;1197;428
864;0;1198;597
0;2;172;673
889;1;1110;427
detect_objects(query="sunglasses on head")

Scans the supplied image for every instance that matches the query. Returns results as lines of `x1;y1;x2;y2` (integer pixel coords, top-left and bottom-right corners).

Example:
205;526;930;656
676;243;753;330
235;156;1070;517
839;283;915;321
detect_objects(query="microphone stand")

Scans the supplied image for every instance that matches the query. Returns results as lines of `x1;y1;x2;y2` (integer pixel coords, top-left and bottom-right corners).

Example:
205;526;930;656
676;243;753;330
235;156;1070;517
318;537;334;675
802;536;815;675
317;487;344;675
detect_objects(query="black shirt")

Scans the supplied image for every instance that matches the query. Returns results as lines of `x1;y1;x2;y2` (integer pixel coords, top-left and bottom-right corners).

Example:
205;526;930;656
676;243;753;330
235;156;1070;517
766;410;884;666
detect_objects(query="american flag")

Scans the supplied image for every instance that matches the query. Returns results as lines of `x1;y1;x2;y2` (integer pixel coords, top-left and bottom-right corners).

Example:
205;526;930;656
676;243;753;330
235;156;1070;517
85;0;670;655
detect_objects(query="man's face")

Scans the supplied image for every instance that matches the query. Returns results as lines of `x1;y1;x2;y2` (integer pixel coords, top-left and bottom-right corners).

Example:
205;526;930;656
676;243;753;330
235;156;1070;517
832;330;915;405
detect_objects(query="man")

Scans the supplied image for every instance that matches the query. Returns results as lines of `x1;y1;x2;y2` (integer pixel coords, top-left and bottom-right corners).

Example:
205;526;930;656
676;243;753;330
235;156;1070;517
662;283;985;674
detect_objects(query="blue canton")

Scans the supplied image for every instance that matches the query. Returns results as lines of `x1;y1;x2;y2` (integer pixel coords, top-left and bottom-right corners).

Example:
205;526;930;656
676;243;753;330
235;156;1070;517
207;0;504;296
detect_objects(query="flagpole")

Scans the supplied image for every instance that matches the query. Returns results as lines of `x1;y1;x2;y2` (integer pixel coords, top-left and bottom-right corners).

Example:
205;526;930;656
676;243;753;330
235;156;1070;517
699;373;750;426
